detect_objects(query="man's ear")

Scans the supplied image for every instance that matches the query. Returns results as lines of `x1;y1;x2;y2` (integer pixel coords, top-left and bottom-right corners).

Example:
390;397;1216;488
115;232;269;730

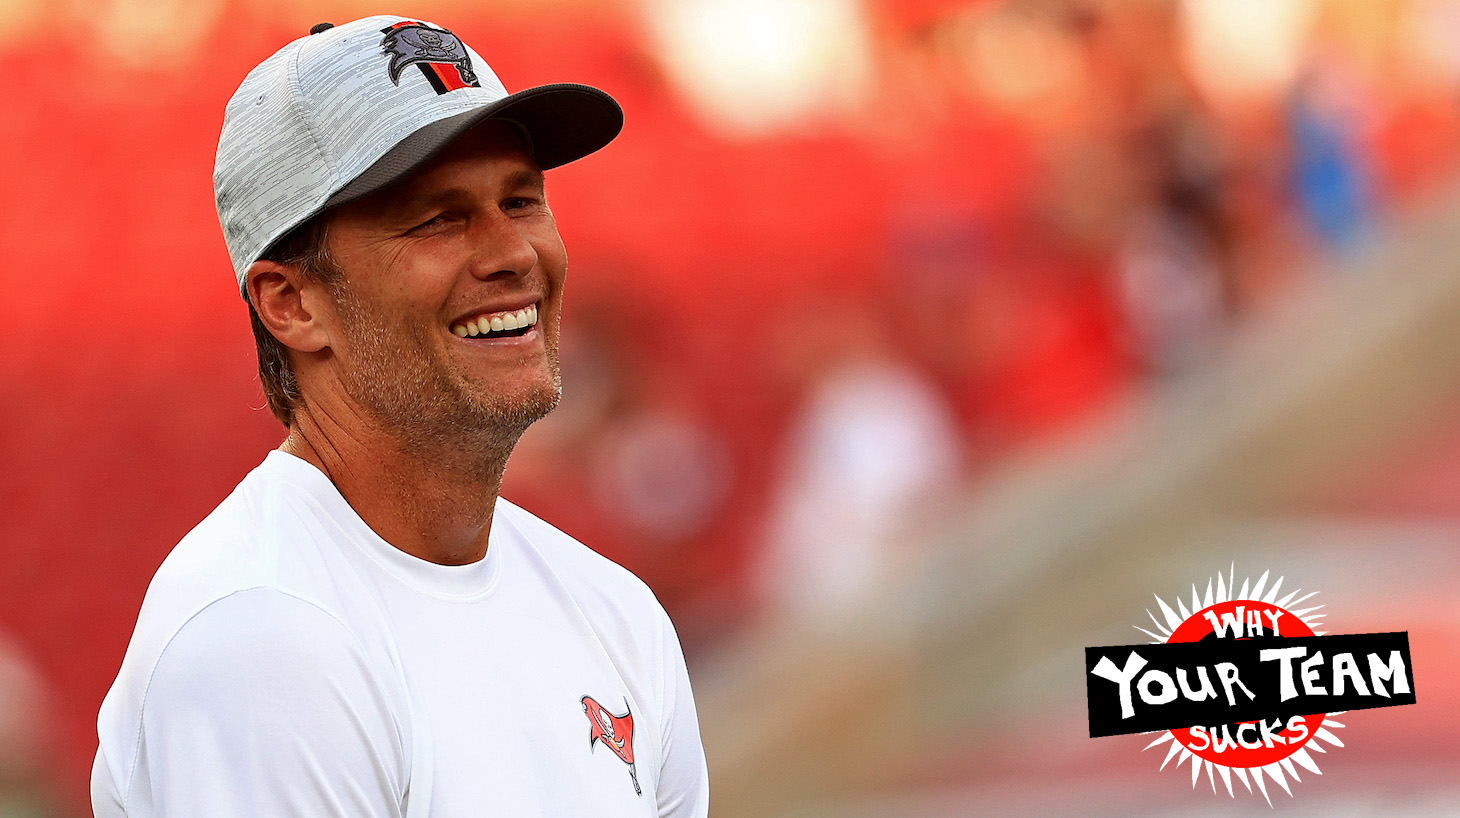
246;260;332;354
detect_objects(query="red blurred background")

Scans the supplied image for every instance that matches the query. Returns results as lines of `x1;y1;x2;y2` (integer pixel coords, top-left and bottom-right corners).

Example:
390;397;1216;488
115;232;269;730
3;0;1459;814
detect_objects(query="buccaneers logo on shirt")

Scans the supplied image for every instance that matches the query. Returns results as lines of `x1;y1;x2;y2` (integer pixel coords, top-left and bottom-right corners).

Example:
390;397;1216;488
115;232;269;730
582;695;641;796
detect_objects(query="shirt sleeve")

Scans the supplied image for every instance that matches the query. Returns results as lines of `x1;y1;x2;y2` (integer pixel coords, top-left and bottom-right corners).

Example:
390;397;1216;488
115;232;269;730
654;609;710;818
116;588;407;818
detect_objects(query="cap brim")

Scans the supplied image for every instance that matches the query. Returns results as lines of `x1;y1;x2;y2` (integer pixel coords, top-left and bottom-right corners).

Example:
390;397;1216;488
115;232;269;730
325;82;623;208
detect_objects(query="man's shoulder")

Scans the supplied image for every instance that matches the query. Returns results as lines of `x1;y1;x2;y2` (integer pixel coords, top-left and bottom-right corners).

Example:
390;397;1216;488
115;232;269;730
494;498;688;728
97;459;403;797
496;497;669;621
149;587;365;678
94;586;409;813
140;470;270;622
144;455;331;618
128;454;381;687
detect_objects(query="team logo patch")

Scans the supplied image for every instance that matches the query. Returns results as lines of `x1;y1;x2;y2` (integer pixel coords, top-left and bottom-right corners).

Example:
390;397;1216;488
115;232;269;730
582;695;641;796
380;21;481;94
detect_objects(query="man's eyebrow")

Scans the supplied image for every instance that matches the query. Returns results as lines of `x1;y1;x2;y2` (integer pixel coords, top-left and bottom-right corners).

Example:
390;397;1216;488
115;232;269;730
502;167;546;193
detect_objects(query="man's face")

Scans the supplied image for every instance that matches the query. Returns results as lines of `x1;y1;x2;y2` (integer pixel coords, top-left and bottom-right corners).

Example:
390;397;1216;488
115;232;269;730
315;121;568;447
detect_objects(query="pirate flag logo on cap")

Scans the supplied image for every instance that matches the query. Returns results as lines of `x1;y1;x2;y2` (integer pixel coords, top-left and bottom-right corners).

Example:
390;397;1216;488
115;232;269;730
380;21;481;94
582;695;641;796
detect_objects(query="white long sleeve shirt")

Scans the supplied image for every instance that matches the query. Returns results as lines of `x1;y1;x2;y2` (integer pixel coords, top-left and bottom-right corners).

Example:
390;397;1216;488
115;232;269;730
93;451;709;817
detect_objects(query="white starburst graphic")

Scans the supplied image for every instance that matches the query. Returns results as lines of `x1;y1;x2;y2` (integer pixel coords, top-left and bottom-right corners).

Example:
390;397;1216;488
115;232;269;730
1134;565;1346;805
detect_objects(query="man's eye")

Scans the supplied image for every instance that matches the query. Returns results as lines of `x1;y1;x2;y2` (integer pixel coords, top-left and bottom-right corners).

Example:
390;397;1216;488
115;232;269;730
503;197;537;211
410;213;452;232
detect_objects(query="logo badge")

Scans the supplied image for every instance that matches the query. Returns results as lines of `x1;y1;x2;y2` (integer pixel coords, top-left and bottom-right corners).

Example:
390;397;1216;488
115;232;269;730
582;695;641;796
380;22;481;94
1086;566;1416;804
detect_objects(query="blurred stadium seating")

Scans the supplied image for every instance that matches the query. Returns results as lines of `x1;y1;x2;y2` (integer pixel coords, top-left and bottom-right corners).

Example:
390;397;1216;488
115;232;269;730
1;0;1457;814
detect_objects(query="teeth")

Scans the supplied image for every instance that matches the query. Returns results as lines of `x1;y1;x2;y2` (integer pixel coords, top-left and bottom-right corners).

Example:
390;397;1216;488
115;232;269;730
451;303;541;337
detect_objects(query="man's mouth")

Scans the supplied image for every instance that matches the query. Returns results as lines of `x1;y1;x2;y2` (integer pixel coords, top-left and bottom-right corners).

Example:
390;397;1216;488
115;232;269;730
449;303;539;339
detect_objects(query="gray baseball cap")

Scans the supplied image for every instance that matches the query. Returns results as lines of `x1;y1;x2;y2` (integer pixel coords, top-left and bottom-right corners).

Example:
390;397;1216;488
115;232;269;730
215;15;623;294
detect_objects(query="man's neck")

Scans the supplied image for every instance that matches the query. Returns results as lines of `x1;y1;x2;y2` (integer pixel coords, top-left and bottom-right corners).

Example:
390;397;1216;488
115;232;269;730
280;411;516;565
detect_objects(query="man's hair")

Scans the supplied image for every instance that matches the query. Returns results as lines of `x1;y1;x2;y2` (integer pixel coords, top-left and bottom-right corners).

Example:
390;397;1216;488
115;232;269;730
249;215;340;427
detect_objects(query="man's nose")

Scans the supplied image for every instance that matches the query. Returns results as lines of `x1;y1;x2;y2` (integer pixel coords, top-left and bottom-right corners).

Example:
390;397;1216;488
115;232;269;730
466;209;538;280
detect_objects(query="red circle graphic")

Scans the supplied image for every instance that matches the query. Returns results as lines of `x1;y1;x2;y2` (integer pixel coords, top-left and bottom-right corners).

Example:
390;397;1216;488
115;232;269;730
1164;600;1322;768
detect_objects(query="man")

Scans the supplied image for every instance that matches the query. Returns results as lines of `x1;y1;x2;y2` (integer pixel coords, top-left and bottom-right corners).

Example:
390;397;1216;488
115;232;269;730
92;15;709;817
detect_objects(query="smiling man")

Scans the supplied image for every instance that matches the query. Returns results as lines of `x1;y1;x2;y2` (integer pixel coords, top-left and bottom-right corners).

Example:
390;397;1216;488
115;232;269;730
92;16;709;817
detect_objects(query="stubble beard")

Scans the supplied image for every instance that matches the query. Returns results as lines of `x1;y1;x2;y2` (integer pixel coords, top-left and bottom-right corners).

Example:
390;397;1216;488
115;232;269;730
330;284;561;473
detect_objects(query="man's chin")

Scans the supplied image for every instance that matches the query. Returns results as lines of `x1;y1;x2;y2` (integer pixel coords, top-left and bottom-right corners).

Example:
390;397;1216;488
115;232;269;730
466;378;561;431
